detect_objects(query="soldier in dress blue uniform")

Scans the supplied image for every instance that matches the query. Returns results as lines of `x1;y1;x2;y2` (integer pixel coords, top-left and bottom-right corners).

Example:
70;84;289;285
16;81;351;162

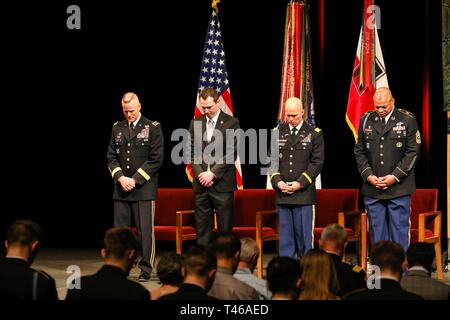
270;97;325;258
107;92;164;281
354;87;421;253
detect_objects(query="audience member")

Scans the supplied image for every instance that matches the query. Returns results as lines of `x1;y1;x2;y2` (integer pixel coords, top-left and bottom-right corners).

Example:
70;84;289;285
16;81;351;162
65;227;150;300
234;237;272;299
266;256;302;300
0;220;58;300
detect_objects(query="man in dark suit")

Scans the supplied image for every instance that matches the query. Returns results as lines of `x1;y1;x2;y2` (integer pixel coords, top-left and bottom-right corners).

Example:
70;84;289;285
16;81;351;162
189;87;240;246
0;220;58;300
65;228;150;300
107;92;164;281
270;97;325;258
319;223;366;297
354;87;421;252
158;245;217;300
400;242;450;300
345;241;423;300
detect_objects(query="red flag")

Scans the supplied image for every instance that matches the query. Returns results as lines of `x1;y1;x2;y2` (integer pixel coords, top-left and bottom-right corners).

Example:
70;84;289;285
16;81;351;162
346;0;388;140
186;9;243;189
268;1;321;188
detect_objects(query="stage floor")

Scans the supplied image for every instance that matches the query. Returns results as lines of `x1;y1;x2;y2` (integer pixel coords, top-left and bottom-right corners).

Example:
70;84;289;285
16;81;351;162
32;246;449;300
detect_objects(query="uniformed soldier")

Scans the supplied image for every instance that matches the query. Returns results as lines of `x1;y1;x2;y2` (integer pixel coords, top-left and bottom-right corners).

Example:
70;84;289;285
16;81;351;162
354;87;421;253
319;223;366;297
0;220;58;300
107;92;164;281
270;97;325;258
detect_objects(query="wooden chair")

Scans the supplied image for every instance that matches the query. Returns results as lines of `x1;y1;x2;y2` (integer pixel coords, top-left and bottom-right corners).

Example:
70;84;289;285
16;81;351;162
410;189;443;280
153;188;196;254
231;189;277;278
254;189;365;277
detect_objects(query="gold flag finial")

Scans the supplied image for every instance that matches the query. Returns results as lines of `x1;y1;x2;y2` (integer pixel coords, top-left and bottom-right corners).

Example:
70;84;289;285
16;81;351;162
212;0;221;13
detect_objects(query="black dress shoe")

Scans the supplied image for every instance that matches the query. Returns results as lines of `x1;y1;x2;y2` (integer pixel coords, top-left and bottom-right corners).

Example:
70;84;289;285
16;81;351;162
138;271;150;282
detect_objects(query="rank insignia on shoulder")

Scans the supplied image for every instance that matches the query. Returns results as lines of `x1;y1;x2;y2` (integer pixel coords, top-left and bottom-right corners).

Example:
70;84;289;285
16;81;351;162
314;127;321;133
416;130;421;144
352;265;362;273
113;121;119;126
152;121;160;126
398;108;414;118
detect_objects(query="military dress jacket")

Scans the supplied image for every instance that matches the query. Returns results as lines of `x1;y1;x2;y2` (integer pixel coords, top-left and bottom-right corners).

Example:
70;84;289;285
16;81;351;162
107;116;164;201
270;121;325;205
354;108;421;199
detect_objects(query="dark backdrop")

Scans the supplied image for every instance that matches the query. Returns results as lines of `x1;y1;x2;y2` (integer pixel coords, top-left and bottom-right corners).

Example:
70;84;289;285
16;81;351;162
0;0;446;250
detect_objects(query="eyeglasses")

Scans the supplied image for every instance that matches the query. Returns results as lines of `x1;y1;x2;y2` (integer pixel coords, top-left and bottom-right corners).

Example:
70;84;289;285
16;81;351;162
375;105;387;109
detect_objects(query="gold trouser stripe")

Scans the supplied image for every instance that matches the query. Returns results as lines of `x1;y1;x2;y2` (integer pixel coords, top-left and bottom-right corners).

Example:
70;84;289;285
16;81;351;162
111;167;122;177
138;168;151;181
150;201;156;268
311;204;316;248
302;172;313;184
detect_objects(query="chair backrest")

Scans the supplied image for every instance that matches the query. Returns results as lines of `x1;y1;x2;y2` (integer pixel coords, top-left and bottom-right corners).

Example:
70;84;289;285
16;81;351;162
410;189;438;229
233;189;276;227
155;188;196;226
314;189;359;227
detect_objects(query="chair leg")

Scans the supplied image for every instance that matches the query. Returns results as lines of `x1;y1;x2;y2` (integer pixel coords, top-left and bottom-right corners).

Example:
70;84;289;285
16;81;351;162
360;213;367;271
435;239;443;280
257;244;263;278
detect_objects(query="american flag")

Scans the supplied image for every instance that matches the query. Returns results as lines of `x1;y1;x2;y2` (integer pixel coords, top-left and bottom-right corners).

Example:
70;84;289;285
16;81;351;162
186;9;243;189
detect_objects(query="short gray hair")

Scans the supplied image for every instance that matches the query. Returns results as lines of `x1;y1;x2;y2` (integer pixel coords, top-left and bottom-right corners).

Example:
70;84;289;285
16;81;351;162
239;237;259;262
320;223;348;248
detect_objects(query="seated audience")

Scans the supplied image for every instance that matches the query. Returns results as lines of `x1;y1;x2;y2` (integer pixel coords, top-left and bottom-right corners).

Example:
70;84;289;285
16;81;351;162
345;241;424;300
150;252;184;300
319;223;366;297
158;245;217;300
234;237;272;299
208;232;260;300
0;220;58;300
400;242;450;300
65;227;150;300
299;248;340;300
266;256;302;300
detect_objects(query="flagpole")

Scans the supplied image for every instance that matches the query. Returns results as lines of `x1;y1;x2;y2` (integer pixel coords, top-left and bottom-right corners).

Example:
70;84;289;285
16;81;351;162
447;111;450;259
212;0;220;12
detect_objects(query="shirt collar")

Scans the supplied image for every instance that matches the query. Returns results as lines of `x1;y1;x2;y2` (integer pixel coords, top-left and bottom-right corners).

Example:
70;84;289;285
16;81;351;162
289;120;303;132
383;107;395;124
208;109;221;126
409;266;429;273
130;113;141;127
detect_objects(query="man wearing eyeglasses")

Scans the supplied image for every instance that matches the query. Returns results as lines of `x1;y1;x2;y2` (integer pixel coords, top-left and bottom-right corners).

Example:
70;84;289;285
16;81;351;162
354;87;421;253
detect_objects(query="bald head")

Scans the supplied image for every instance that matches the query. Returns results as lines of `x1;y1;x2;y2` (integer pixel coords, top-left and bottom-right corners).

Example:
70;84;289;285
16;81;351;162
373;87;395;118
284;97;304;127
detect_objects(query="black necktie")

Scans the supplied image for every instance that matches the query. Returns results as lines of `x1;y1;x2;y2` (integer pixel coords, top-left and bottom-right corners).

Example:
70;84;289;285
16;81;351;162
291;127;298;136
381;118;386;128
129;122;134;135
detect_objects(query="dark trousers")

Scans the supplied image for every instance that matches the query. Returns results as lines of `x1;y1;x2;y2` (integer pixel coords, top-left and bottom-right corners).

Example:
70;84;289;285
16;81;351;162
194;190;234;246
114;200;155;273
